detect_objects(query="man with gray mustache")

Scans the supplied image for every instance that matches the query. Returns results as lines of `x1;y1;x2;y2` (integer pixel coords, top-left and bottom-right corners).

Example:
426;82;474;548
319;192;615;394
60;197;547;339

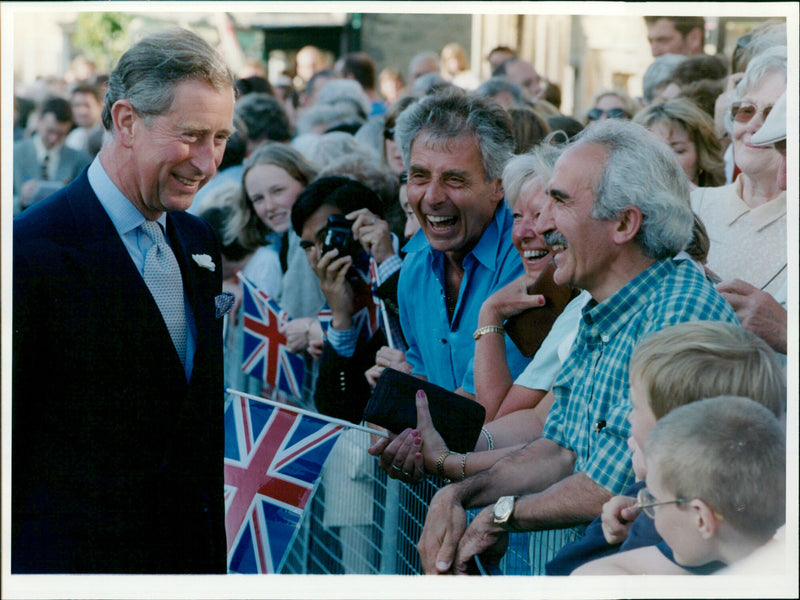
417;119;739;574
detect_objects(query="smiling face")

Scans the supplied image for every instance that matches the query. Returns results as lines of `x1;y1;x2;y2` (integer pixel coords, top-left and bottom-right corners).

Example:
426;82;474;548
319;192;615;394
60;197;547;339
406;132;504;262
511;178;553;278
732;72;785;182
122;79;235;220
245;163;305;233
649;120;698;184
536;143;621;300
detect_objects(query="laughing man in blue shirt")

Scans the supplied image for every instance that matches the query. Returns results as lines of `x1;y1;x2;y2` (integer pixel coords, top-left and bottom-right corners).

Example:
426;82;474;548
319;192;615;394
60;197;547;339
379;90;528;403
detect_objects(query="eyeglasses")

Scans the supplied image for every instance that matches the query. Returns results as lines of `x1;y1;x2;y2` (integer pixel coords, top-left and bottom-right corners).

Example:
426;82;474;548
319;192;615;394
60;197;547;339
730;101;773;124
383;127;395;140
587;107;629;121
635;487;688;519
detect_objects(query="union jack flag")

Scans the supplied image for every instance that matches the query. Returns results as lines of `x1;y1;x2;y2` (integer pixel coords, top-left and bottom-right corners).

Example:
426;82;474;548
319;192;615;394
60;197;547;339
316;307;333;336
224;393;344;573
239;273;305;398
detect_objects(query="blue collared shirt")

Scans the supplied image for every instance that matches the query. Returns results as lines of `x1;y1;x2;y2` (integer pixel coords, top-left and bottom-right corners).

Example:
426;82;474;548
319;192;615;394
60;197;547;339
397;202;527;394
542;258;739;495
88;157;197;380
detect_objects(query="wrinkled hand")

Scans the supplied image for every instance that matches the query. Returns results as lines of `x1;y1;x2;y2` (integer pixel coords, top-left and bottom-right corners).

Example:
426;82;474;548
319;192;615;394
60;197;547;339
601;495;639;545
452;505;509;575
347;208;395;264
417;485;469;574
717;278;787;353
365;346;413;387
308;246;354;330
368;427;426;484
479;273;545;326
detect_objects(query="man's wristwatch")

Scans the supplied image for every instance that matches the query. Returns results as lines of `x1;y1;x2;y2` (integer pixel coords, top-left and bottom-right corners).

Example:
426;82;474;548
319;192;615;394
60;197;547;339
492;495;516;528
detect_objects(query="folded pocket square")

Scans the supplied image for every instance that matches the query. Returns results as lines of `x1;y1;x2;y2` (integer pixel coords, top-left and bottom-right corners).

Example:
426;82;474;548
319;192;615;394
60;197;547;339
215;292;235;319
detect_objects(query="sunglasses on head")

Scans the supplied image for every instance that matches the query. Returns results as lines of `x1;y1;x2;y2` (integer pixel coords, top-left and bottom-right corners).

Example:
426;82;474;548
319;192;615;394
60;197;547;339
587;107;629;121
730;101;773;124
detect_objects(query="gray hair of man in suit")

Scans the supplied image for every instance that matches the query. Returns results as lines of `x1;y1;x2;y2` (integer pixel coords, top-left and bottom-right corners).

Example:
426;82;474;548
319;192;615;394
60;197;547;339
101;28;236;132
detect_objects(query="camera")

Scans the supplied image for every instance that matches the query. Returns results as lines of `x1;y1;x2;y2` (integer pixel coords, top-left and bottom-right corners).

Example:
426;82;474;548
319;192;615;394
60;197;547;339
321;214;358;258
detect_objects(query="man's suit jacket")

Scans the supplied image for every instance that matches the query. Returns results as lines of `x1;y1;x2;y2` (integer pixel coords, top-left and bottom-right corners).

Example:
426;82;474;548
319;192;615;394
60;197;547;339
12;169;227;573
13;137;92;214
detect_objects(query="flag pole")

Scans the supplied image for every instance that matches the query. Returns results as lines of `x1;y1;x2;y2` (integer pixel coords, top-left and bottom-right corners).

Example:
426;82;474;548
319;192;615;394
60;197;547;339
226;388;390;437
378;297;395;349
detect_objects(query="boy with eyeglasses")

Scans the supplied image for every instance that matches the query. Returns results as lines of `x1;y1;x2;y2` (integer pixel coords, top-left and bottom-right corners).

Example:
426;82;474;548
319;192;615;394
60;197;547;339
546;321;785;575
636;396;785;572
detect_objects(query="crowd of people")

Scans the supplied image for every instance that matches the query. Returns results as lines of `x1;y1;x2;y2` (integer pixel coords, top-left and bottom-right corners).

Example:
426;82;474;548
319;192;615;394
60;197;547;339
12;14;789;578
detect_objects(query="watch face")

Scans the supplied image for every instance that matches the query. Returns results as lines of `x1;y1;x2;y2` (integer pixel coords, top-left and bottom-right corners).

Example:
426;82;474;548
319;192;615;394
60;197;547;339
494;496;514;521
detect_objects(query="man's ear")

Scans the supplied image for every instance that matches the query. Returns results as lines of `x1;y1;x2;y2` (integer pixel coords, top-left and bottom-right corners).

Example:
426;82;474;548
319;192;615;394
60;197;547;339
690;498;721;540
110;100;138;148
612;206;643;245
490;178;505;205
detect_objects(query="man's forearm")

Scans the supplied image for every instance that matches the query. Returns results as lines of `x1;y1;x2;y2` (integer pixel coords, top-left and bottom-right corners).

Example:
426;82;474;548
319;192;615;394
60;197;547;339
509;472;614;531
451;437;575;509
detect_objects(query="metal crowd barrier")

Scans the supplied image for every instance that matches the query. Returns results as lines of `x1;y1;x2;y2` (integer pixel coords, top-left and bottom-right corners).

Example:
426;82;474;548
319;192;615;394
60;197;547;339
280;428;583;576
224;315;582;575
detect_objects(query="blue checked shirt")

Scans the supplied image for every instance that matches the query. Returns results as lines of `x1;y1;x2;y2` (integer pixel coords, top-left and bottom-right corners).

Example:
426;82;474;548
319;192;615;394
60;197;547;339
542;258;739;495
398;202;528;394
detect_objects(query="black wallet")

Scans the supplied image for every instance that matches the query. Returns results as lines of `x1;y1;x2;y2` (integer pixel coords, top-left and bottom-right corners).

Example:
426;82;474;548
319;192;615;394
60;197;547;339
363;368;485;453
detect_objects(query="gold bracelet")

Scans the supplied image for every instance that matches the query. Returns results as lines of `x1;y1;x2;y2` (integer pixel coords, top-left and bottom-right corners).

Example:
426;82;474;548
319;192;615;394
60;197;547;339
473;325;504;340
436;451;453;479
481;427;495;451
460;452;468;481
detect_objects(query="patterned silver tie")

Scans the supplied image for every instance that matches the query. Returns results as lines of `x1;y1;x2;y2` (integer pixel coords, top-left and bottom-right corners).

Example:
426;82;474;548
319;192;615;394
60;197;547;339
141;220;187;366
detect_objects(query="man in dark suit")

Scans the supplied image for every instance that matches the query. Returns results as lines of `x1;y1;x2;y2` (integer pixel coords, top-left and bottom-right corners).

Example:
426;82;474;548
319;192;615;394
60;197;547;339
13;96;93;215
12;28;236;574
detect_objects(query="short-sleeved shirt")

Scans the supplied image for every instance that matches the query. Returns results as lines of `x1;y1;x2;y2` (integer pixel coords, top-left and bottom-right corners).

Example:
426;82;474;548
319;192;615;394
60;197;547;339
514;290;590;391
541;258;739;494
398;202;528;394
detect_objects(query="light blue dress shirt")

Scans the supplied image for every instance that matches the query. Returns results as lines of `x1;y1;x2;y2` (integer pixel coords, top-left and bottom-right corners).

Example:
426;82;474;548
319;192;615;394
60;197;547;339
88;157;197;380
397;202;527;395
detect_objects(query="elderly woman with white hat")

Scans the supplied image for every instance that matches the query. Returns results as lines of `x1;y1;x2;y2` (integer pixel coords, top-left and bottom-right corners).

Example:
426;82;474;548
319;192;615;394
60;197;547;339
694;48;787;355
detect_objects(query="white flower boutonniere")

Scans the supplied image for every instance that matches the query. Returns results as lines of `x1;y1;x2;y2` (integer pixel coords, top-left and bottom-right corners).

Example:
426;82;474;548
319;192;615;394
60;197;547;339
192;254;216;272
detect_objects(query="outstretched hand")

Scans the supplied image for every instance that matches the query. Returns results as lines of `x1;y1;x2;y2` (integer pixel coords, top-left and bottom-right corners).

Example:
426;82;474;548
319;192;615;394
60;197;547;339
368;427;426;484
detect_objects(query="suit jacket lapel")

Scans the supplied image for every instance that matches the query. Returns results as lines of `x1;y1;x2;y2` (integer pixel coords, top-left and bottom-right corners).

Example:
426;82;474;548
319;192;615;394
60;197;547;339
64;173;187;380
